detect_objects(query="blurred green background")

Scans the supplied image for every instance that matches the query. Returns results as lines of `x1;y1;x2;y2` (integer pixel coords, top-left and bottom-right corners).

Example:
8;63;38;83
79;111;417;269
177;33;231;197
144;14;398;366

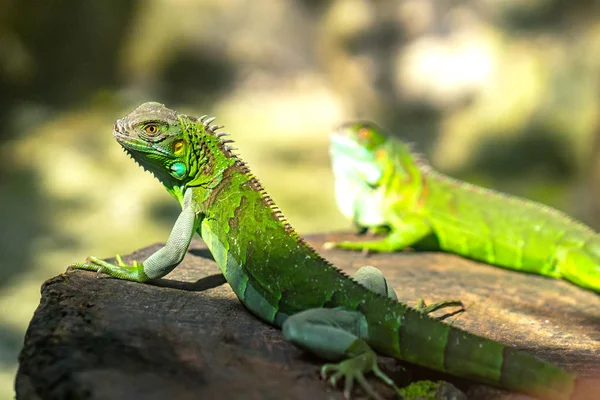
1;0;600;397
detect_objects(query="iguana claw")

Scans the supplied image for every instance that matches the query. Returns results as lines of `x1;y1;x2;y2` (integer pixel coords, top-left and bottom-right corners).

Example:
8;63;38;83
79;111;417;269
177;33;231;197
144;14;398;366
323;241;336;250
320;351;399;400
416;298;464;317
323;241;371;256
69;255;149;282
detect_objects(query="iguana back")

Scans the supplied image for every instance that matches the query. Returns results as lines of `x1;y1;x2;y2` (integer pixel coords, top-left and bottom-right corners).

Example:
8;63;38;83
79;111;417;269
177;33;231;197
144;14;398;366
422;168;595;275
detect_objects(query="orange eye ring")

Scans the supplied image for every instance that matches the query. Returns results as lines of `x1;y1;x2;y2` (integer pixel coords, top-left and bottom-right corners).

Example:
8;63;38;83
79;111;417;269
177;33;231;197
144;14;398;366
357;127;371;141
144;124;158;135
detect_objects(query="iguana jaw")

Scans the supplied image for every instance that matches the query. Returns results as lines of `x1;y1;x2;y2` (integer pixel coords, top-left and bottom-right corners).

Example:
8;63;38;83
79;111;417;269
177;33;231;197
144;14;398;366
113;130;174;160
329;132;384;191
113;129;177;174
330;127;387;226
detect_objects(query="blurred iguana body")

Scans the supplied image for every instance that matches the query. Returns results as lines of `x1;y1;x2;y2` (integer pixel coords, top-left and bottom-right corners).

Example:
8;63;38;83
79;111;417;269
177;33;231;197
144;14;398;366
71;103;580;400
327;122;600;294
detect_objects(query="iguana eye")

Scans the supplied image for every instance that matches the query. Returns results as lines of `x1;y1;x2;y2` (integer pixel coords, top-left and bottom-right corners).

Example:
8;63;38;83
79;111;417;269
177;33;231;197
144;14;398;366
144;124;159;135
358;127;371;141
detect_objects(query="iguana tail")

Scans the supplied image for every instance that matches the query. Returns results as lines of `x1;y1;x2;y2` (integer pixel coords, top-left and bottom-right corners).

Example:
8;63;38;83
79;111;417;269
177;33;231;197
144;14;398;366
370;305;578;400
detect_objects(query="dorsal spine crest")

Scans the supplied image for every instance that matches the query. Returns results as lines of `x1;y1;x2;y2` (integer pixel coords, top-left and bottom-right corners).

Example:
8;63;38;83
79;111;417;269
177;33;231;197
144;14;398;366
192;114;408;306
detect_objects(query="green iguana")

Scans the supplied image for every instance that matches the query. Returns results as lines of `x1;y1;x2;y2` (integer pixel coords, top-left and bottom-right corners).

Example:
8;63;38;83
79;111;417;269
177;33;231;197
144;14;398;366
326;121;600;294
71;103;582;400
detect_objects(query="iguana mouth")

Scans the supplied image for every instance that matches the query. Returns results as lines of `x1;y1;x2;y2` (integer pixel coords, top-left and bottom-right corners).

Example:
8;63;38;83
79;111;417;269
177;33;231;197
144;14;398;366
113;130;175;162
112;130;130;141
113;131;145;149
330;133;375;166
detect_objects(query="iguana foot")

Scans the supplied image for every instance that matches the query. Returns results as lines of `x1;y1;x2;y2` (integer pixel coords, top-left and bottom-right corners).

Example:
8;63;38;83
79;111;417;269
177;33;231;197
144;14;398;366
69;255;149;282
323;240;380;251
416;298;464;319
355;226;390;237
320;351;399;400
323;241;337;250
324;228;390;250
323;237;408;253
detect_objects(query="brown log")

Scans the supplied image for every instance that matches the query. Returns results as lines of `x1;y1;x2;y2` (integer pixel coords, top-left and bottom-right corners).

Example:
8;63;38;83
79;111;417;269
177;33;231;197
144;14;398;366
16;233;600;399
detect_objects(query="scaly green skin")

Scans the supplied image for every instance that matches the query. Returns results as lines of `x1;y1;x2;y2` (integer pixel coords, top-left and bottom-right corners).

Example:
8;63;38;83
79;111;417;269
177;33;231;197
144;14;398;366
71;103;579;400
327;121;600;294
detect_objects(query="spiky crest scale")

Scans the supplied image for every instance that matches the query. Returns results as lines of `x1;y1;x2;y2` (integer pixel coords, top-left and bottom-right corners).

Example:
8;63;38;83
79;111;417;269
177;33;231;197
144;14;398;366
120;105;409;310
379;128;592;234
422;167;594;233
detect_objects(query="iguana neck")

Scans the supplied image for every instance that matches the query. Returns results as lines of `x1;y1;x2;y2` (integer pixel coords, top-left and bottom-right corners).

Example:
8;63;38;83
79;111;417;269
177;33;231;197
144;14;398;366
168;118;238;206
384;140;425;207
192;158;341;326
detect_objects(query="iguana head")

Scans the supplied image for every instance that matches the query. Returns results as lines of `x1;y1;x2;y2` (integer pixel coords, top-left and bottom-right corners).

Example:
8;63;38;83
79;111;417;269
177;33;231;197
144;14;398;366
329;121;391;226
330;121;389;182
330;121;416;227
114;102;233;198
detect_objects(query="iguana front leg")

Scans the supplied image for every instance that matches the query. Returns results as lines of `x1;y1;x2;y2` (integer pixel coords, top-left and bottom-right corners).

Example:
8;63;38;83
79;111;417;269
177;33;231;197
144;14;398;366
325;214;432;253
70;189;198;282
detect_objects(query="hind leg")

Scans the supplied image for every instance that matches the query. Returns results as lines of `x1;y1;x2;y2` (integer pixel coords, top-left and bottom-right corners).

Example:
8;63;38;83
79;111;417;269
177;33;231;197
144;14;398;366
353;266;464;316
556;242;600;293
353;265;398;300
283;308;398;400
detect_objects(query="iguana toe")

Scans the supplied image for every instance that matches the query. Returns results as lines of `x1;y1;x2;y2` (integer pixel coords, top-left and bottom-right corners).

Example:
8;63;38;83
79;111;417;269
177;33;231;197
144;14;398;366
320;351;394;400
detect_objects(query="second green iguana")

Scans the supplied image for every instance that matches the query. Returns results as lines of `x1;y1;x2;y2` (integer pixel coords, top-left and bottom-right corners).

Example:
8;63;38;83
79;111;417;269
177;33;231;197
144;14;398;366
326;121;600;293
71;103;584;399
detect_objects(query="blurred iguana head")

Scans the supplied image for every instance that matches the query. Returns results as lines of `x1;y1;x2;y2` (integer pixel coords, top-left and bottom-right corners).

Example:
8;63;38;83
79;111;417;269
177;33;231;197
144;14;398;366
329;121;417;227
113;102;235;199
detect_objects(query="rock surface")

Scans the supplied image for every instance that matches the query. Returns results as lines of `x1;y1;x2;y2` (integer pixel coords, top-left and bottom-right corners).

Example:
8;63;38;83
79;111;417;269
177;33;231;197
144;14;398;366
16;233;600;399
